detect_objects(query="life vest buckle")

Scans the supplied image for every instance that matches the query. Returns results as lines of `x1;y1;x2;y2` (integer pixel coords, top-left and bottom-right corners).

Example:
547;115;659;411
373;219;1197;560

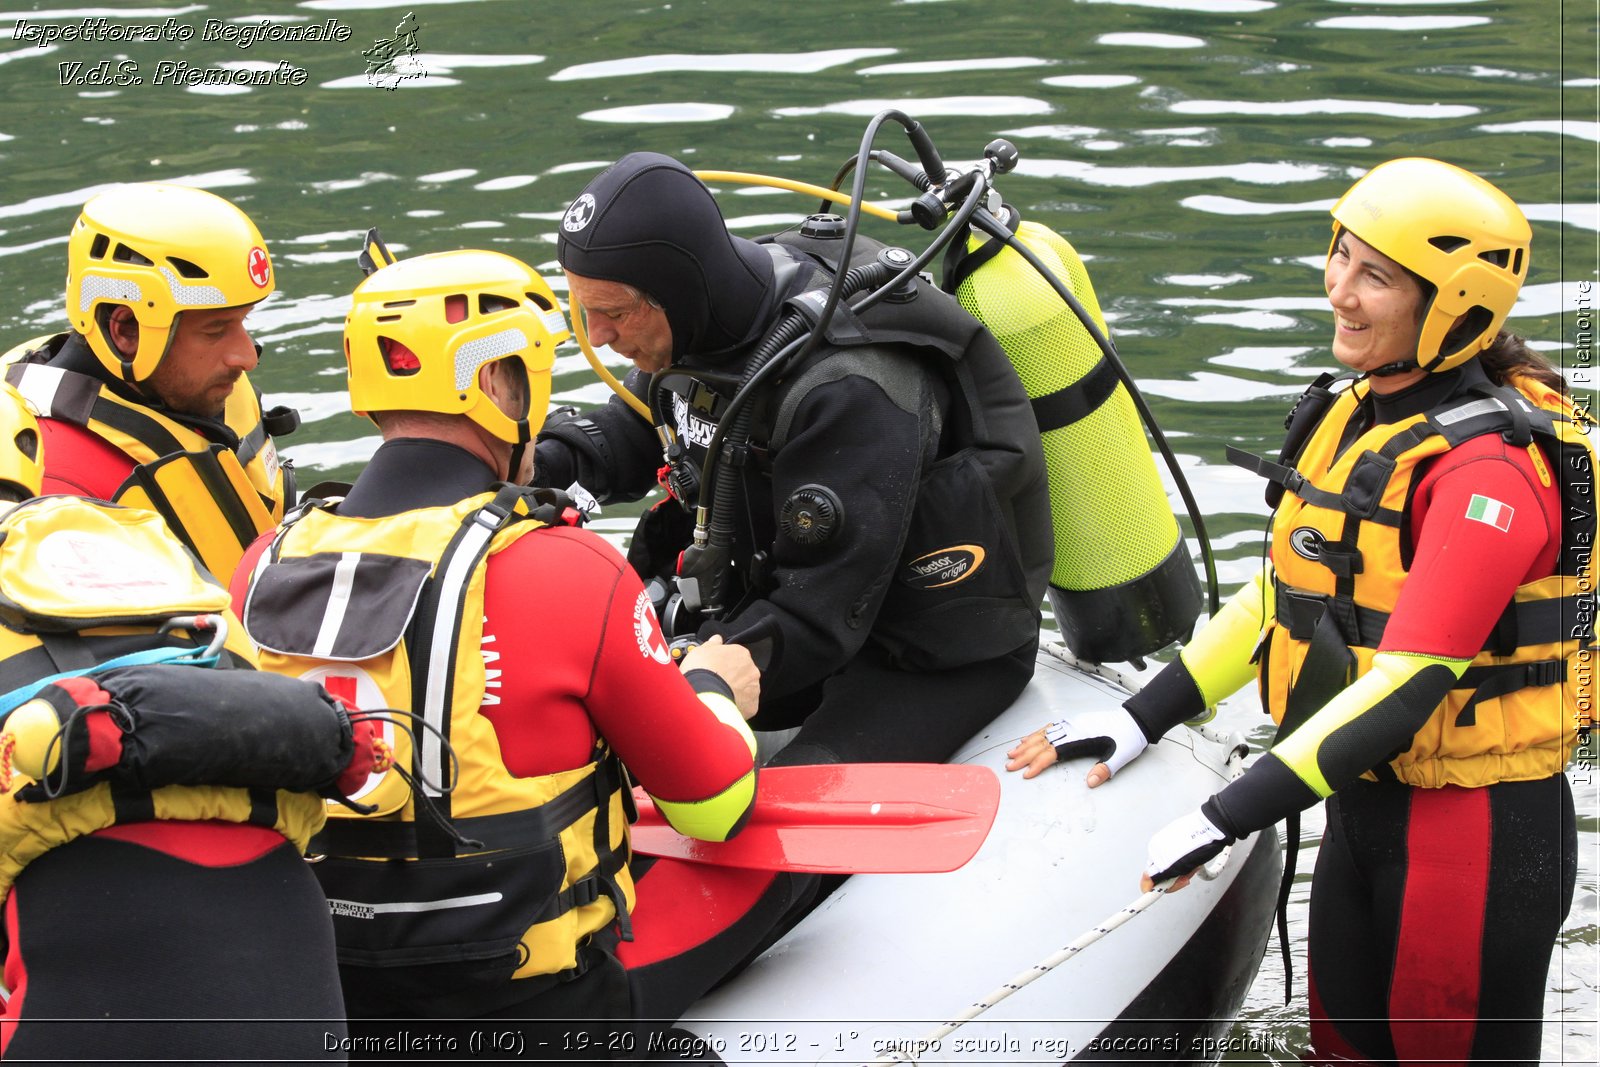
1524;659;1565;688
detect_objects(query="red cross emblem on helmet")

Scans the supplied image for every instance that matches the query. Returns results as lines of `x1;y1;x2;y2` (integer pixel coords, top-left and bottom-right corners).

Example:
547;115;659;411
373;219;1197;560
247;246;271;288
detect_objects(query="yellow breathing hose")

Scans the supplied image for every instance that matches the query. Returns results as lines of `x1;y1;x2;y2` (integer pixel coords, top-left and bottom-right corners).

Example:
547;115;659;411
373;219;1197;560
567;168;900;422
692;171;901;222
569;291;653;420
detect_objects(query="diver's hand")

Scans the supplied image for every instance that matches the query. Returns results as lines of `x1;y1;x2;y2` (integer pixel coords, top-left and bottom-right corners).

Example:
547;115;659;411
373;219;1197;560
1141;808;1231;893
681;635;761;720
1005;727;1060;779
1005;708;1148;787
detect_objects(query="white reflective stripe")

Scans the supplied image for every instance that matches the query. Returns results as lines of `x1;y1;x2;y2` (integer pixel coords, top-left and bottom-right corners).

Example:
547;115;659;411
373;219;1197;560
1436;396;1506;425
159;266;226;307
9;363;65;415
453;327;527;390
77;272;142;312
327;892;503;916
420;512;498;795
312;552;362;659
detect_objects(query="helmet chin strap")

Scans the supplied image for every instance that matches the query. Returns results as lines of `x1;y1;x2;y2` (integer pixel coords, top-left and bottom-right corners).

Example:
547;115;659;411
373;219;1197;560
1369;359;1420;377
506;415;531;483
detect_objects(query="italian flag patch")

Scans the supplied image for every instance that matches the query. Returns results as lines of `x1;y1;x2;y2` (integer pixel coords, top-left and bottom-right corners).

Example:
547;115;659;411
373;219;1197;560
1465;494;1514;532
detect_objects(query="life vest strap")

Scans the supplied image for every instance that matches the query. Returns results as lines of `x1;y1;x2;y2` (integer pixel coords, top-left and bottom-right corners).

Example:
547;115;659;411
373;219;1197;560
38;631;100;674
116;445;267;558
1277;606;1354;744
404;484;534;855
311;762;601;859
588;751;631;942
1275;580;1580;654
1275;584;1387;647
534;845;630;926
1453;659;1565;728
111;781;157;824
247;786;282;828
1228;444;1405;528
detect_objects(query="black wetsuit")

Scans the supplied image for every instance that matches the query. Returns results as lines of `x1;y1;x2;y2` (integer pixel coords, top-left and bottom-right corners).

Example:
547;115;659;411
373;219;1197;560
542;152;1053;768
3;830;346;1064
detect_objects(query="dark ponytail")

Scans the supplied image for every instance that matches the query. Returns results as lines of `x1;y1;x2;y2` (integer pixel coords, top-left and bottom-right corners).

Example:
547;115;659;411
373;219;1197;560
1478;330;1568;394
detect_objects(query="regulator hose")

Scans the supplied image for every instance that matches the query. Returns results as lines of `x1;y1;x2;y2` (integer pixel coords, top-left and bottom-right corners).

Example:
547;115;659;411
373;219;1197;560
673;108;961;614
678;256;899;613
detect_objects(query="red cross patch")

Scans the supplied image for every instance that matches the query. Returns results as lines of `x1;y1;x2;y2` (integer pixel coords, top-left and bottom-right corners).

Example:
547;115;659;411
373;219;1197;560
247;246;270;288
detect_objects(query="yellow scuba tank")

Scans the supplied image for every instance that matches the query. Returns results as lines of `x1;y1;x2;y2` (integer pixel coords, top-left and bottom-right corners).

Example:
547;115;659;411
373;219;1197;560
954;219;1201;664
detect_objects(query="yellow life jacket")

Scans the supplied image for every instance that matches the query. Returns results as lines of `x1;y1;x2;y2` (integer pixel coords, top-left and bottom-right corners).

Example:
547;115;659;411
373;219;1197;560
1250;372;1594;788
0;495;325;906
2;333;296;581
240;485;633;981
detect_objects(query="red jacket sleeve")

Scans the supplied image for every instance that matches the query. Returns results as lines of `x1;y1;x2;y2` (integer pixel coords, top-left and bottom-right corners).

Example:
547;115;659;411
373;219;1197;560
480;527;754;805
1381;435;1560;658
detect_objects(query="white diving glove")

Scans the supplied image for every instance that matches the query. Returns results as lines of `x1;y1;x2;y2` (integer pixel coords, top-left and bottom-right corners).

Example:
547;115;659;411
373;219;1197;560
1045;708;1149;781
1143;808;1232;885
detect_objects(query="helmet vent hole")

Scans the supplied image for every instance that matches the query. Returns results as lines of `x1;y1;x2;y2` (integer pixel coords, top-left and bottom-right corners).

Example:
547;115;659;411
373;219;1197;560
111;243;153;266
378;337;421;376
479;294;517;315
167;257;210;279
1427;235;1470;254
13;428;38;463
1477;248;1510;269
88;234;111;260
1511;248;1525;275
446;294;468;324
526;291;555;312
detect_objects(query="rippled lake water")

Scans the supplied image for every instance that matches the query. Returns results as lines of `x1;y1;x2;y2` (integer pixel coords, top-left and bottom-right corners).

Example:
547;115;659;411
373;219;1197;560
1;0;1595;1060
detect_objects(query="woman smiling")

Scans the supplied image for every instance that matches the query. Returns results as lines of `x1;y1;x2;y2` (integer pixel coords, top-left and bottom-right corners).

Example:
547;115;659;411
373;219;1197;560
1011;157;1588;1065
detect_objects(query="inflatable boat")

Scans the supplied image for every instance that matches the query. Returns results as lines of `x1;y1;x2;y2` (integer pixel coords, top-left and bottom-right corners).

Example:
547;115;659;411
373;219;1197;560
671;643;1282;1065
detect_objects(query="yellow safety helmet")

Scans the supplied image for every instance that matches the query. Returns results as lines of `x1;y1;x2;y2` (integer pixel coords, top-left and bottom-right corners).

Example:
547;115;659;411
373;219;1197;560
0;382;43;500
343;250;569;443
1330;157;1530;374
66;182;275;384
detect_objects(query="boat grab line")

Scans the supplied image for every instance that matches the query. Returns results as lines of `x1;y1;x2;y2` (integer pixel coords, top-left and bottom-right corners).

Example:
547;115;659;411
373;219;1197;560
864;712;1250;1067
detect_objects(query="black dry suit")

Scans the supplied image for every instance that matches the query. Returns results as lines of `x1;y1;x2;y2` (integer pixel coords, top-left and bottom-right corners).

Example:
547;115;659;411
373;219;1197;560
544;153;1051;712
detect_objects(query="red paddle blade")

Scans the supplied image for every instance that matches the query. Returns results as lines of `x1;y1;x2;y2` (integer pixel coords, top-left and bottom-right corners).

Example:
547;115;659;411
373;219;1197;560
630;763;1000;874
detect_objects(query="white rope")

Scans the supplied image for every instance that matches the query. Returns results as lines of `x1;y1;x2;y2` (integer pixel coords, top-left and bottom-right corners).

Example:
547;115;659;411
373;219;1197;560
865;646;1252;1066
866;880;1180;1065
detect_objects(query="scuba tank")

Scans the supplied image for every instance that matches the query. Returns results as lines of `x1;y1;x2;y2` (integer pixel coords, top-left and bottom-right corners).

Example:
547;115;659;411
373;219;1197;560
949;218;1202;664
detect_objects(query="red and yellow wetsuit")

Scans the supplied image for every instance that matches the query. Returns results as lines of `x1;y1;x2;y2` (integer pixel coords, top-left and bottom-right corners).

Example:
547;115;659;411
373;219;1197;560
4;332;294;581
232;439;763;1029
1126;364;1588;1064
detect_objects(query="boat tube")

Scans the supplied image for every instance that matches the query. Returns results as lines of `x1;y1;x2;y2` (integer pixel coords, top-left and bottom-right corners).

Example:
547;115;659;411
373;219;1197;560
676;644;1282;1065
